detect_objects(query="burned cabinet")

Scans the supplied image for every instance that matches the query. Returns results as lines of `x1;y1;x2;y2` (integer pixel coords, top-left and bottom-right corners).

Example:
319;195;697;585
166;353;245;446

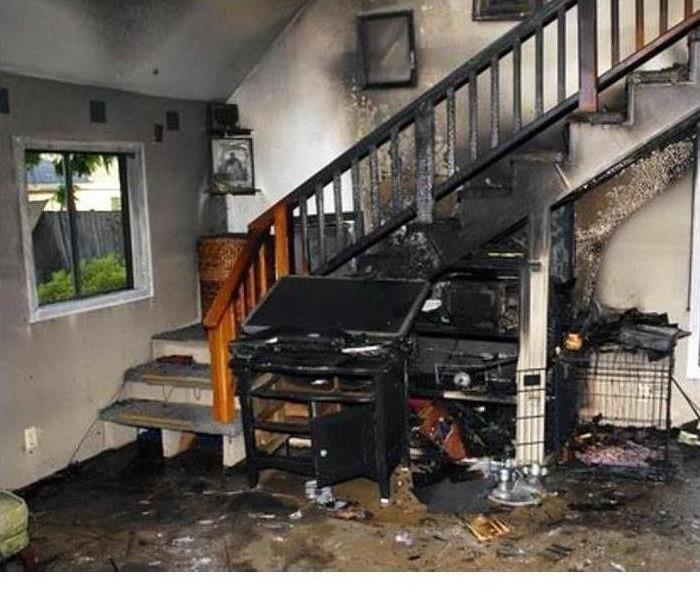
233;351;408;500
312;405;375;484
232;276;429;500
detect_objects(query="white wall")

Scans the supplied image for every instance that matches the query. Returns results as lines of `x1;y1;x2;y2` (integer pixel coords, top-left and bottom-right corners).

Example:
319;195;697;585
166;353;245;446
0;72;209;489
596;171;699;425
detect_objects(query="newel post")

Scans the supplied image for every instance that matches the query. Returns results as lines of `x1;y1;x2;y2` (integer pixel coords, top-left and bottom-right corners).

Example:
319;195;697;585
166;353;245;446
210;303;236;423
578;0;599;113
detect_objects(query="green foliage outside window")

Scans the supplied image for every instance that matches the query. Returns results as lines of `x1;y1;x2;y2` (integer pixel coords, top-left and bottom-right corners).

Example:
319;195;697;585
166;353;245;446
37;254;127;305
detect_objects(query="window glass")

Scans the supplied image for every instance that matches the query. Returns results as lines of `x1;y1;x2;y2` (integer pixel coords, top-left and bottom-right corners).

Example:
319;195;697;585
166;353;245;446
25;152;77;305
24;150;133;306
71;153;130;298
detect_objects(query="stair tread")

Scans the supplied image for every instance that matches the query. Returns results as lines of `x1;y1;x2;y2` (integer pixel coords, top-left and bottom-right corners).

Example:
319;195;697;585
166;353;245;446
100;398;242;436
511;149;567;163
568;111;626;125
125;360;212;388
629;64;690;85
152;324;207;343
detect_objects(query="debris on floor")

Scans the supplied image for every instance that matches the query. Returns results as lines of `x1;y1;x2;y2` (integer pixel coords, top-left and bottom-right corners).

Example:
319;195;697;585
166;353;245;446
541;543;574;562
566;425;667;475
567;303;689;358
465;514;510;542
395;531;415;546
12;431;700;572
328;503;373;522
678;429;700;448
413;477;494;514
496;541;525;558
407;397;515;514
415;401;467;461
577;440;660;469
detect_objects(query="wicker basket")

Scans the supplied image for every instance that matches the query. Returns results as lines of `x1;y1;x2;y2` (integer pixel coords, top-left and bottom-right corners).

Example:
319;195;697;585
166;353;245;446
198;234;248;319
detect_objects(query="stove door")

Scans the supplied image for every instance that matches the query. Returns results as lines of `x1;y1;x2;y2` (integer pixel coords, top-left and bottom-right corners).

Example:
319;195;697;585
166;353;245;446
311;405;375;486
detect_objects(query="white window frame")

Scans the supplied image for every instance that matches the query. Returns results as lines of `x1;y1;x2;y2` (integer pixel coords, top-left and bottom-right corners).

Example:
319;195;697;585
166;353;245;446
687;140;700;378
14;137;154;323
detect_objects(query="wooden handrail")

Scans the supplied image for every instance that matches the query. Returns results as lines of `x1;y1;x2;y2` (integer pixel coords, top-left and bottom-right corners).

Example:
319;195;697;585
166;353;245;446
204;203;290;422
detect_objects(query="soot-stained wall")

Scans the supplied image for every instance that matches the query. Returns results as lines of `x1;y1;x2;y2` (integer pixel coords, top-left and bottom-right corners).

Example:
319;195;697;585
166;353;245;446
227;0;684;224
574;139;699;426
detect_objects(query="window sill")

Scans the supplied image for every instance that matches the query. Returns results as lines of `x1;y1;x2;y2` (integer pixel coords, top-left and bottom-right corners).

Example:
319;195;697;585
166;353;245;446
30;287;153;323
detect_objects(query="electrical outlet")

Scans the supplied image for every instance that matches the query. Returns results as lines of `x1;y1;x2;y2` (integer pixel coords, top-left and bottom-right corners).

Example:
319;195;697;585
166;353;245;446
24;426;39;453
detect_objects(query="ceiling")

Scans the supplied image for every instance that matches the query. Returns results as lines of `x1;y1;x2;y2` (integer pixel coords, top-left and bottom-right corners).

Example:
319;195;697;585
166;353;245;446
0;0;309;101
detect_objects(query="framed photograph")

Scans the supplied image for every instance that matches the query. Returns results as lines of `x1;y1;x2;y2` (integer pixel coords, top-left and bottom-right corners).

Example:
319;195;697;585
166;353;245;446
358;10;417;89
211;137;255;195
473;0;537;21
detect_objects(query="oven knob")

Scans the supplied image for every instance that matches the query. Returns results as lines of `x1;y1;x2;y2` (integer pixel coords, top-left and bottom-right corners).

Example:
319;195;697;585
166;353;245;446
320;449;328;458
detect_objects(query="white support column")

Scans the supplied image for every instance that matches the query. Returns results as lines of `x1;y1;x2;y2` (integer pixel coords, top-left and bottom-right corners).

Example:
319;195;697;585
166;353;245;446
161;430;195;458
223;434;246;467
103;422;137;450
516;194;551;466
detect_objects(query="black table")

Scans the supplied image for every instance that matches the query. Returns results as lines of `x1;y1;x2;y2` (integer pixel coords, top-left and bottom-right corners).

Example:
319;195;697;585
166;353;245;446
231;276;430;500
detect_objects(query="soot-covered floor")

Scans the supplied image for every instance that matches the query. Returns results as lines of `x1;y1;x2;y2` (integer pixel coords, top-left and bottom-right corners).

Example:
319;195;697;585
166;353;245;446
11;436;700;571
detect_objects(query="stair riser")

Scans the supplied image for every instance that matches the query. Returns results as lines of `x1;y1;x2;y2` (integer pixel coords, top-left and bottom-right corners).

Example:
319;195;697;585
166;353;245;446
151;339;210;364
123;381;211;407
122;381;241;410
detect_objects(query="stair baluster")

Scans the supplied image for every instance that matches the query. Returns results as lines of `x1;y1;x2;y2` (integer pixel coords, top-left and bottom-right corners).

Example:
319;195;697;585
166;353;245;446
315;184;326;266
513;38;523;132
636;0;645;51
490;56;500;149
299;195;310;274
369;145;381;226
390;126;403;211
660;0;668;34
611;0;620;66
579;0;599;113
535;22;544;117
415;101;435;224
272;203;291;279
468;71;479;162
333;172;344;249
445;87;457;176
557;7;567;104
351;158;364;239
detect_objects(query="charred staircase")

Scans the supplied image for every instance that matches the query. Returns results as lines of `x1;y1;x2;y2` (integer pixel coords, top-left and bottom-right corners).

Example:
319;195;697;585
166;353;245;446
101;0;700;469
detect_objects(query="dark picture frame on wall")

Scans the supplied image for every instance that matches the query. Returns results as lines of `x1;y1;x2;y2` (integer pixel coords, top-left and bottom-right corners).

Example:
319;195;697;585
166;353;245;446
211;136;255;195
357;10;417;89
473;0;538;21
